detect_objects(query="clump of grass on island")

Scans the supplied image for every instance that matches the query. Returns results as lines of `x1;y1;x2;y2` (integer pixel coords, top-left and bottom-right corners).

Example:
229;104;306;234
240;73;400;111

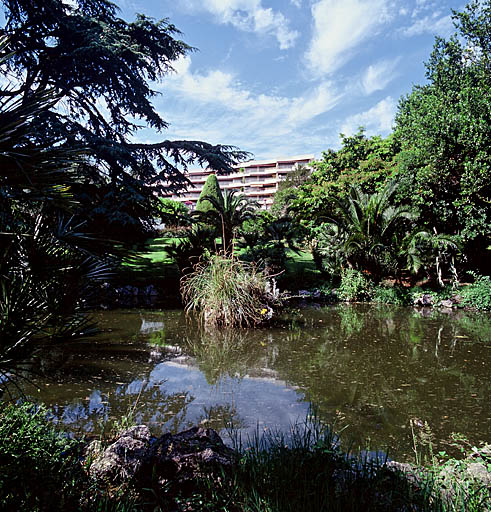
180;253;288;328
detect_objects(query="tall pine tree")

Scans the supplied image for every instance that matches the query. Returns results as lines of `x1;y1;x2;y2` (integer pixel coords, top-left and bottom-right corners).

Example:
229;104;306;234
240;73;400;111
0;0;248;240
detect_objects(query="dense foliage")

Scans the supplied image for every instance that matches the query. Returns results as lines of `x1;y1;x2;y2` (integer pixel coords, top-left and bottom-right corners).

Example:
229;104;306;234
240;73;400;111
0;403;86;511
289;130;399;223
394;0;491;268
157;198;190;229
281;1;490;282
0;0;248;241
0;72;109;386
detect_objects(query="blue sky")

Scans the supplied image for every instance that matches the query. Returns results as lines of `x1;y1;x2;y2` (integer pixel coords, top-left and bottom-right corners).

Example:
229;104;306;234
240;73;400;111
118;0;463;160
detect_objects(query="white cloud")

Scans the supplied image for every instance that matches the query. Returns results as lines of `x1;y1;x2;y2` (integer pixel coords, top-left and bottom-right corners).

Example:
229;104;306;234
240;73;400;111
183;0;299;50
158;56;344;157
166;56;342;122
402;13;453;37
361;58;400;95
305;0;391;76
290;0;302;7
340;96;396;136
287;82;342;124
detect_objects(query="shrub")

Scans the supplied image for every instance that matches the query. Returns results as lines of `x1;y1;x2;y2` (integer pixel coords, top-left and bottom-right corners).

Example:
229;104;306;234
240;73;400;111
460;273;491;311
337;268;373;302
311;223;347;277
372;285;410;306
181;254;288;327
157;198;190;228
0;402;86;511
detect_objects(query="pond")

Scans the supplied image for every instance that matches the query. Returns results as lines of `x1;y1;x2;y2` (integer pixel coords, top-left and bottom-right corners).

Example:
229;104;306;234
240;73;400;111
10;304;491;461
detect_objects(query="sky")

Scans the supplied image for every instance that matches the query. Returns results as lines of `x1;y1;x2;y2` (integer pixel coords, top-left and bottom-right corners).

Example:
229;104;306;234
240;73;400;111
118;0;463;160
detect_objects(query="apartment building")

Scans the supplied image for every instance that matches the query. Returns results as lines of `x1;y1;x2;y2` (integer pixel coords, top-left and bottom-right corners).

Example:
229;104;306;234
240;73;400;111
167;154;314;210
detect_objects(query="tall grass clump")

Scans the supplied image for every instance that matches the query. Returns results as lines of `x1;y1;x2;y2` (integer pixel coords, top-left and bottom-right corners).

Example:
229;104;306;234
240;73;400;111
181;254;287;327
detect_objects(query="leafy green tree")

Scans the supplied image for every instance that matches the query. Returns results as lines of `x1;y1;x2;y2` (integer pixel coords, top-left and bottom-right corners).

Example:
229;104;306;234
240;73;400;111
394;0;491;269
271;164;311;217
290;130;398;223
0;0;248;241
195;174;224;215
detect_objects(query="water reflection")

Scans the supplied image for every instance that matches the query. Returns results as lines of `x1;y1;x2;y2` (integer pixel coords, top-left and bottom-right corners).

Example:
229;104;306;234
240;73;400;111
9;305;491;459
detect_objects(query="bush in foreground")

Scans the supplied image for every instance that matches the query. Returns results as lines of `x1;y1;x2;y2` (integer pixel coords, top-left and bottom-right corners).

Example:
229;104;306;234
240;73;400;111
0;403;86;511
0;403;489;511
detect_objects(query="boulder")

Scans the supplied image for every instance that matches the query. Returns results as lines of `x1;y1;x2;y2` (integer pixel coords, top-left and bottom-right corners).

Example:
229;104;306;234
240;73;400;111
439;299;454;308
87;425;236;497
413;294;434;307
89;425;152;484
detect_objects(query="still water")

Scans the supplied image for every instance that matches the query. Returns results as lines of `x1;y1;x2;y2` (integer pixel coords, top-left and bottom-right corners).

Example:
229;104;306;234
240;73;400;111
13;305;491;460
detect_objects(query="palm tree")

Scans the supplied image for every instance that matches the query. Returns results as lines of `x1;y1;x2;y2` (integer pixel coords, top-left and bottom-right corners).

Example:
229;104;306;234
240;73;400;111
329;181;417;280
0;39;109;390
193;189;258;253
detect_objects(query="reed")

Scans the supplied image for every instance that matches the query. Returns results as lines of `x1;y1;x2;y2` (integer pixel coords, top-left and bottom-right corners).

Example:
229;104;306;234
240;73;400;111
181;253;287;328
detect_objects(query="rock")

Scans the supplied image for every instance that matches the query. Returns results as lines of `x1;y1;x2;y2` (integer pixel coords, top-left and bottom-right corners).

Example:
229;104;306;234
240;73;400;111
87;425;236;498
84;439;104;462
466;462;491;487
144;285;158;296
89;425;152;484
452;294;462;304
439;299;454;308
414;294;434;307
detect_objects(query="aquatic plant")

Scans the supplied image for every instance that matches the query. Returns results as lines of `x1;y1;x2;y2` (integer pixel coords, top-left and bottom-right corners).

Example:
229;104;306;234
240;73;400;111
181;254;288;327
337;268;374;302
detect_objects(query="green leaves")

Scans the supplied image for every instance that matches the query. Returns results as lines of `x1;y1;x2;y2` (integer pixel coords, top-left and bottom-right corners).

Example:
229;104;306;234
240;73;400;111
0;1;249;240
394;0;491;255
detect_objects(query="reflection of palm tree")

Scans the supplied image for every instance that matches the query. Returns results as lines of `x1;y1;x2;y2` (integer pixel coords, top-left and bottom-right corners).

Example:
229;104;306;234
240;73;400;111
193;190;258;253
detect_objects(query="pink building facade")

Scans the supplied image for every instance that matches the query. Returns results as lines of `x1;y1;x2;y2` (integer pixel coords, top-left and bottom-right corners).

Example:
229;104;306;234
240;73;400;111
166;154;314;210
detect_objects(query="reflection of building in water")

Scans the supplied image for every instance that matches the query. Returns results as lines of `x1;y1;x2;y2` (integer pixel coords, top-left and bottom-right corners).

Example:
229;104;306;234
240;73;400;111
140;318;165;333
164;154;314;210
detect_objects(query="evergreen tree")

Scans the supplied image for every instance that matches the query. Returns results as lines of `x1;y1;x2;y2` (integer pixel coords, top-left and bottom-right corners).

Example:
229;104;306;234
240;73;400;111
195;174;224;215
0;0;248;241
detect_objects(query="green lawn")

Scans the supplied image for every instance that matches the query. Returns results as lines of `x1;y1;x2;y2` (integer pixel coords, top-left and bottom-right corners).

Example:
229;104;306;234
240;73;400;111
119;236;323;292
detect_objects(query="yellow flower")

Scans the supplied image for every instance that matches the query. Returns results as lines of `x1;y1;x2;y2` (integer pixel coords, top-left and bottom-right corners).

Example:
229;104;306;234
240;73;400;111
260;308;268;315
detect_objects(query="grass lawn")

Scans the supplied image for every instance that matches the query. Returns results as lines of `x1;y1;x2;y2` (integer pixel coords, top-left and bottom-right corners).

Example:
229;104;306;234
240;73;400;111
118;236;324;293
136;236;180;263
282;249;324;290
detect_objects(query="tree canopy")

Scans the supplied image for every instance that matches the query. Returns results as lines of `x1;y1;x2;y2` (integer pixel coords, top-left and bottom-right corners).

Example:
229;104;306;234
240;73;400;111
0;0;248;238
288;130;399;223
394;0;491;265
195;174;224;215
